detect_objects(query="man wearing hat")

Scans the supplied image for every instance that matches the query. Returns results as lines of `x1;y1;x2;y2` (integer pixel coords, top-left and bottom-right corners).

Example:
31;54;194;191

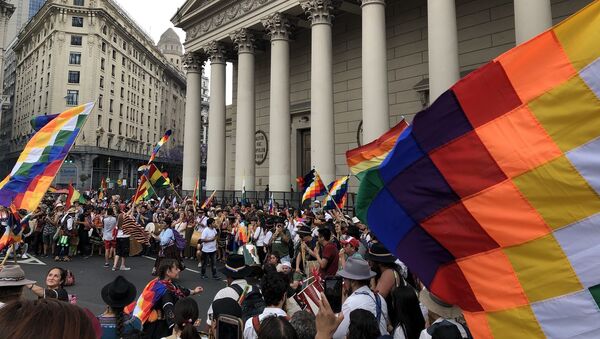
98;275;142;337
0;265;36;309
419;288;471;339
339;236;362;269
208;297;243;337
206;254;255;326
333;257;389;338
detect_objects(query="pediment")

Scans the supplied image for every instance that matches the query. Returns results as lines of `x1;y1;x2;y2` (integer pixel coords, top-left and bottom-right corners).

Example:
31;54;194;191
172;0;212;25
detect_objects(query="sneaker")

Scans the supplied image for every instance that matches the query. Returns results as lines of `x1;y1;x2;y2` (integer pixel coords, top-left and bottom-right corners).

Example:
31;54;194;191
197;262;202;268
21;244;28;257
201;275;208;279
104;263;110;268
112;267;117;271
120;267;131;271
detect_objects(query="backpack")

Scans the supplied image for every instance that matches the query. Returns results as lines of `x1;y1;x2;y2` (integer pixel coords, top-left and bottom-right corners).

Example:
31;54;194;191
231;284;266;322
64;269;75;286
173;230;186;250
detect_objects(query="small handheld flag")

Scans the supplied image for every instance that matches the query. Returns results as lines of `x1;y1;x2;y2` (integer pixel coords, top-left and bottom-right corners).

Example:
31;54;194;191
322;176;349;210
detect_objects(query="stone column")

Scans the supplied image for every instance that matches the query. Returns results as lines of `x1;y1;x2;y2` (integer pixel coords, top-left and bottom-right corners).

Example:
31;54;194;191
514;0;552;45
360;0;389;143
181;52;206;191
231;29;256;191
300;0;341;185
204;42;227;191
263;13;293;192
427;0;459;102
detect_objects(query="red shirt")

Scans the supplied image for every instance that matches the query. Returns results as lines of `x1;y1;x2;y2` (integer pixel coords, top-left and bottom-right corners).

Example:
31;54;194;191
320;242;340;278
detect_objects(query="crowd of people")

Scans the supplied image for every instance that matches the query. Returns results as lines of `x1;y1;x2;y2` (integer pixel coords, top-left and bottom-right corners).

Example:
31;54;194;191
0;194;473;339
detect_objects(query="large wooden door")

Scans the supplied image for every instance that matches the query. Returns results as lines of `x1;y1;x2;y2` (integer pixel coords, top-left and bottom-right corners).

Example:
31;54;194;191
300;129;311;176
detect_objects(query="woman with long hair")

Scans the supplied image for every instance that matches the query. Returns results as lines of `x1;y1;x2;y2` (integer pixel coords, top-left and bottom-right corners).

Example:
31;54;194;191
126;259;203;339
164;297;201;339
27;266;69;301
98;276;141;339
346;309;381;339
0;299;97;339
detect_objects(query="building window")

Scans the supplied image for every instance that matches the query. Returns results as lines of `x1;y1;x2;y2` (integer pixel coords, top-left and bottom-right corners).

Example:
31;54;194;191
66;90;79;106
99;94;103;109
72;17;84;27
69;52;81;64
108;118;113;132
102;42;106;52
68;71;80;84
112;50;116;60
99;76;104;89
101;58;105;70
111;65;115;77
73;0;84;6
102;25;107;35
71;35;82;46
109;99;114;113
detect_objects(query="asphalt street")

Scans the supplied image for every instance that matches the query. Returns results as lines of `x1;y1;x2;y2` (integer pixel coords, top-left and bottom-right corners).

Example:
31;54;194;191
14;253;228;328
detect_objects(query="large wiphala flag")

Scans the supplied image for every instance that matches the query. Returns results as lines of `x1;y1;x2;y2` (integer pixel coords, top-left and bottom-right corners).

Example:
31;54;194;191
354;2;600;338
0;103;94;211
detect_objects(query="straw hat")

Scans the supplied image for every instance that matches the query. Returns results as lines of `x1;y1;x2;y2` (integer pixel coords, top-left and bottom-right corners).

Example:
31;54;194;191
419;288;462;319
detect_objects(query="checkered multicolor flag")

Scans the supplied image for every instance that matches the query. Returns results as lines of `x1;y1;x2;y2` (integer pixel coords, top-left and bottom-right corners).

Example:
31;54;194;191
355;2;600;338
0;103;94;211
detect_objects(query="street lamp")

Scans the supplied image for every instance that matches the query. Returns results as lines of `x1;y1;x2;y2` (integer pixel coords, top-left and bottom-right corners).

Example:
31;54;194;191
107;157;111;188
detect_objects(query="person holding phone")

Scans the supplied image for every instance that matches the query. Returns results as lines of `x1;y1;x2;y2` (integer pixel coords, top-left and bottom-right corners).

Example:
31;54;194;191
332;257;389;339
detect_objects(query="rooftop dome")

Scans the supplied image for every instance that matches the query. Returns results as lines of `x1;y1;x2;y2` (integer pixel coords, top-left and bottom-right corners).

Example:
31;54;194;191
158;28;181;45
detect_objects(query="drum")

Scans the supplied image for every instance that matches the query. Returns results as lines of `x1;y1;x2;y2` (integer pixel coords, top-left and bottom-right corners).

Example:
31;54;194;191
237;244;261;266
190;231;202;247
293;279;324;315
129;238;143;256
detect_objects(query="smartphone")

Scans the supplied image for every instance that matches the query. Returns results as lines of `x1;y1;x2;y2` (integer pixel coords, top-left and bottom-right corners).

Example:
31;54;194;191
216;315;243;339
324;276;343;313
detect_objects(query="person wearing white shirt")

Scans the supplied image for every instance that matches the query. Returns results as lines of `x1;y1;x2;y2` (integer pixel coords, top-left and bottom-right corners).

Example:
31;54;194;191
243;271;289;339
333;257;389;339
206;254;253;326
200;218;219;280
253;219;268;263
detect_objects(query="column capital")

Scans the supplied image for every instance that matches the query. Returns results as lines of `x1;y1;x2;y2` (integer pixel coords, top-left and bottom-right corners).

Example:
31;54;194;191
299;0;343;26
230;28;256;54
182;52;206;73
262;12;294;41
359;0;385;6
203;41;227;64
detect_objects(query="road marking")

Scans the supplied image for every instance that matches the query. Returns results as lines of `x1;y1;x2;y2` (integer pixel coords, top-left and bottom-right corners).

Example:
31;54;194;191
9;254;46;266
141;255;200;274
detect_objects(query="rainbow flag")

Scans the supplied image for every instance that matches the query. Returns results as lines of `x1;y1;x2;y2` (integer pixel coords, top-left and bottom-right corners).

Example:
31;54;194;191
148;130;172;163
355;2;600;338
66;183;86;208
0;103;94;211
98;177;107;200
146;163;170;187
125;278;168;324
322;176;349;210
346;119;408;179
133;175;155;203
301;170;326;203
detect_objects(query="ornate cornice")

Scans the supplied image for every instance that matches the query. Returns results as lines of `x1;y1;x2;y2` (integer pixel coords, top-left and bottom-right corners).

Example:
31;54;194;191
230;28;255;54
299;0;342;26
262;12;293;42
359;0;386;6
183;52;207;73
186;0;276;42
203;41;227;64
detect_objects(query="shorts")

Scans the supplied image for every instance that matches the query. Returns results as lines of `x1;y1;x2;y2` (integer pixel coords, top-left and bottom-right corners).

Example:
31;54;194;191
104;240;116;250
116;237;130;257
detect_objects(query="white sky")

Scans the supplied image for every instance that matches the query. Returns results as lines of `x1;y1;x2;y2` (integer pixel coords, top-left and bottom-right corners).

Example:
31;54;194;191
114;0;187;45
114;0;233;104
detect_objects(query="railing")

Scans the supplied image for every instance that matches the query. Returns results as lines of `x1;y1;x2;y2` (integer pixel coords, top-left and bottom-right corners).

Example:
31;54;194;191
101;188;356;216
